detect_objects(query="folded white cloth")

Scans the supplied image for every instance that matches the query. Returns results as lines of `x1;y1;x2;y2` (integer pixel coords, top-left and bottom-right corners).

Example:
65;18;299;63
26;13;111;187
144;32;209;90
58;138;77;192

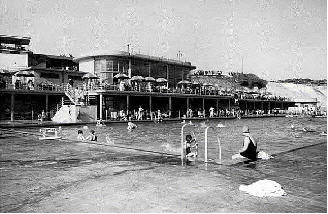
239;179;287;197
257;151;273;160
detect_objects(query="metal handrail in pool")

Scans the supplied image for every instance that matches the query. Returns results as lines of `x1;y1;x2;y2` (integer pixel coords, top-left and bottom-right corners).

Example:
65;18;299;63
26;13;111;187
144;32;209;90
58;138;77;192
181;122;222;166
204;126;222;164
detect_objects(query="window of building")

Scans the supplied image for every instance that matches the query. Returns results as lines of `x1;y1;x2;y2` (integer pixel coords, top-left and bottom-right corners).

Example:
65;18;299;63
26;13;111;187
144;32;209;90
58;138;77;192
106;60;113;71
40;72;59;79
95;58;107;72
112;60;118;72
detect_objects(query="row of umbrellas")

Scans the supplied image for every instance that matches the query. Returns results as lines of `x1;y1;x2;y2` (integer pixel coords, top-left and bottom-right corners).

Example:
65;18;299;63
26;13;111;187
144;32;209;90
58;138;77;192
113;73;168;83
4;70;215;87
112;74;214;86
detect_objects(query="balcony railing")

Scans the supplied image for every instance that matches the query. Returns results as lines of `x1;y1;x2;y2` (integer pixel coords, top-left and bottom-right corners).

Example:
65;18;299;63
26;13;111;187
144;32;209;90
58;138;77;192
0;81;292;101
0;81;65;92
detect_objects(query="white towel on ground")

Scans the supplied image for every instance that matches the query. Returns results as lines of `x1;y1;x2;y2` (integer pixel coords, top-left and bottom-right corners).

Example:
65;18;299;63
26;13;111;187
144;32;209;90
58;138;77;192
239;179;287;197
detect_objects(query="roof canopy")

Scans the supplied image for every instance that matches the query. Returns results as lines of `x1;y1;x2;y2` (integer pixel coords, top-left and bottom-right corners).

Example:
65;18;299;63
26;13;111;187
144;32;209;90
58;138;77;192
0;35;31;45
74;51;196;68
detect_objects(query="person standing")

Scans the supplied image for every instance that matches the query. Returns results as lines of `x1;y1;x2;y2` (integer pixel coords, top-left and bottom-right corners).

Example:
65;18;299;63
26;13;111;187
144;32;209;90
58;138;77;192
209;107;215;117
138;106;143;120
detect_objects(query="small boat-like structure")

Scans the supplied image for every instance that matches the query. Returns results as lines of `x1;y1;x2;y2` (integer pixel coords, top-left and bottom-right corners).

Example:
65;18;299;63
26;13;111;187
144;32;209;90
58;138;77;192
39;128;61;140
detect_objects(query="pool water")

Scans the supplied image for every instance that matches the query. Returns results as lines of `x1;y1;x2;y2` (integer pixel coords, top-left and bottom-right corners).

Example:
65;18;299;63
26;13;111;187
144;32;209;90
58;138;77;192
59;117;327;165
1;117;326;212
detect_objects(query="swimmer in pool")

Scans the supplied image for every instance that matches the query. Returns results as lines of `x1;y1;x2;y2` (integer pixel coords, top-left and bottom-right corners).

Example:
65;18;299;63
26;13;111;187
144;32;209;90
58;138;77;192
303;127;315;132
127;122;137;131
86;130;97;141
185;134;198;159
77;130;85;141
232;126;258;161
106;135;114;144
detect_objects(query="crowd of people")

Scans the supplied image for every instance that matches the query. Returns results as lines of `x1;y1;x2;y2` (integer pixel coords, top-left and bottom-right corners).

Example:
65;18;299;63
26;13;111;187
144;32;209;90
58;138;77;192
106;105;282;122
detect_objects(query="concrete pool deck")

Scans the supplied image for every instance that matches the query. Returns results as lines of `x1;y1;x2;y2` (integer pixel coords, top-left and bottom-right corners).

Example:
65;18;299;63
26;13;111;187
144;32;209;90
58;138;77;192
0;129;326;213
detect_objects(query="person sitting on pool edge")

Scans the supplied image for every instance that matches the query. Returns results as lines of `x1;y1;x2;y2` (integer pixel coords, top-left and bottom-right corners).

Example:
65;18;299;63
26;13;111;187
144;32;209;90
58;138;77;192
238;126;258;161
86;130;97;141
77;130;85;141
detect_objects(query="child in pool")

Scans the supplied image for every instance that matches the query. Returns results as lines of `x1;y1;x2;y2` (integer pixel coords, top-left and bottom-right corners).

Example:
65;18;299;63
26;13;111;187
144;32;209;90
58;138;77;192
77;130;85;141
185;134;198;158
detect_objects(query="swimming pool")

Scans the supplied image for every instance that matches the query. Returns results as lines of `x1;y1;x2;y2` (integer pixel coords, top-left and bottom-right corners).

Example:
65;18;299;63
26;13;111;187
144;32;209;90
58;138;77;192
1;117;326;212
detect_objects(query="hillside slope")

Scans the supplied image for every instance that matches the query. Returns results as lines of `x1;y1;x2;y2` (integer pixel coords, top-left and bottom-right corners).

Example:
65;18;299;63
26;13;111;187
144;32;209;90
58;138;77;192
190;75;327;107
266;82;327;107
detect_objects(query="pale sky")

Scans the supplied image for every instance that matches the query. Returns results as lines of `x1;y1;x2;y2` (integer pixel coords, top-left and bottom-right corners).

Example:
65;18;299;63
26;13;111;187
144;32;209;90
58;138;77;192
0;0;326;80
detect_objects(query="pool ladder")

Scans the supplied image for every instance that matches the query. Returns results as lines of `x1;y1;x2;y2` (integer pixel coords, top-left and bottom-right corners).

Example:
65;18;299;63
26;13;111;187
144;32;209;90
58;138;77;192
181;123;222;166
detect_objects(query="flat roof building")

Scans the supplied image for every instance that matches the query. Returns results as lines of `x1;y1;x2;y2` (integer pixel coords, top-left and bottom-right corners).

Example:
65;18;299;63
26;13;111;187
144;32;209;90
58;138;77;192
74;50;196;88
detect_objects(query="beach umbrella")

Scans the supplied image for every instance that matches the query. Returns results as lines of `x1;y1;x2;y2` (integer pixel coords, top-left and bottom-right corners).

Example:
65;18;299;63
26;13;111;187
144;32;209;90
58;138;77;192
14;70;35;77
114;73;129;79
144;77;156;82
130;76;145;81
82;73;99;79
156;77;167;83
177;80;191;85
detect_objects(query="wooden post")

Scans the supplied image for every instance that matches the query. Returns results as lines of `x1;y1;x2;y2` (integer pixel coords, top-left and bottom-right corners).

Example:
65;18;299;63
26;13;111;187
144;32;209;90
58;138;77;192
216;99;219;117
99;94;103;120
169;97;172;118
45;94;49;120
186;98;190;117
128;58;132;78
10;93;14;121
166;65;169;90
149;96;152;119
202;98;205;111
228;99;231;110
126;95;130;115
148;63;151;77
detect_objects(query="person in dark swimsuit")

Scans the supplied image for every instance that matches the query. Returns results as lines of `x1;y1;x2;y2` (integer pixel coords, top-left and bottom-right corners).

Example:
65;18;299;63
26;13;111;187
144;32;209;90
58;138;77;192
239;126;258;161
86;130;97;141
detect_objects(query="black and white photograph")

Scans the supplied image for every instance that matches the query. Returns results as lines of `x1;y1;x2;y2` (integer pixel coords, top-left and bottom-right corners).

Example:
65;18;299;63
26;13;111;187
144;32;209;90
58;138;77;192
0;0;326;212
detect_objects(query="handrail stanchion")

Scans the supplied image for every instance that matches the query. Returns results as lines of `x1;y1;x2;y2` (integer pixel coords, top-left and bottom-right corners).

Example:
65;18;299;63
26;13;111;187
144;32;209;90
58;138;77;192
217;135;221;164
204;127;209;163
181;123;188;166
